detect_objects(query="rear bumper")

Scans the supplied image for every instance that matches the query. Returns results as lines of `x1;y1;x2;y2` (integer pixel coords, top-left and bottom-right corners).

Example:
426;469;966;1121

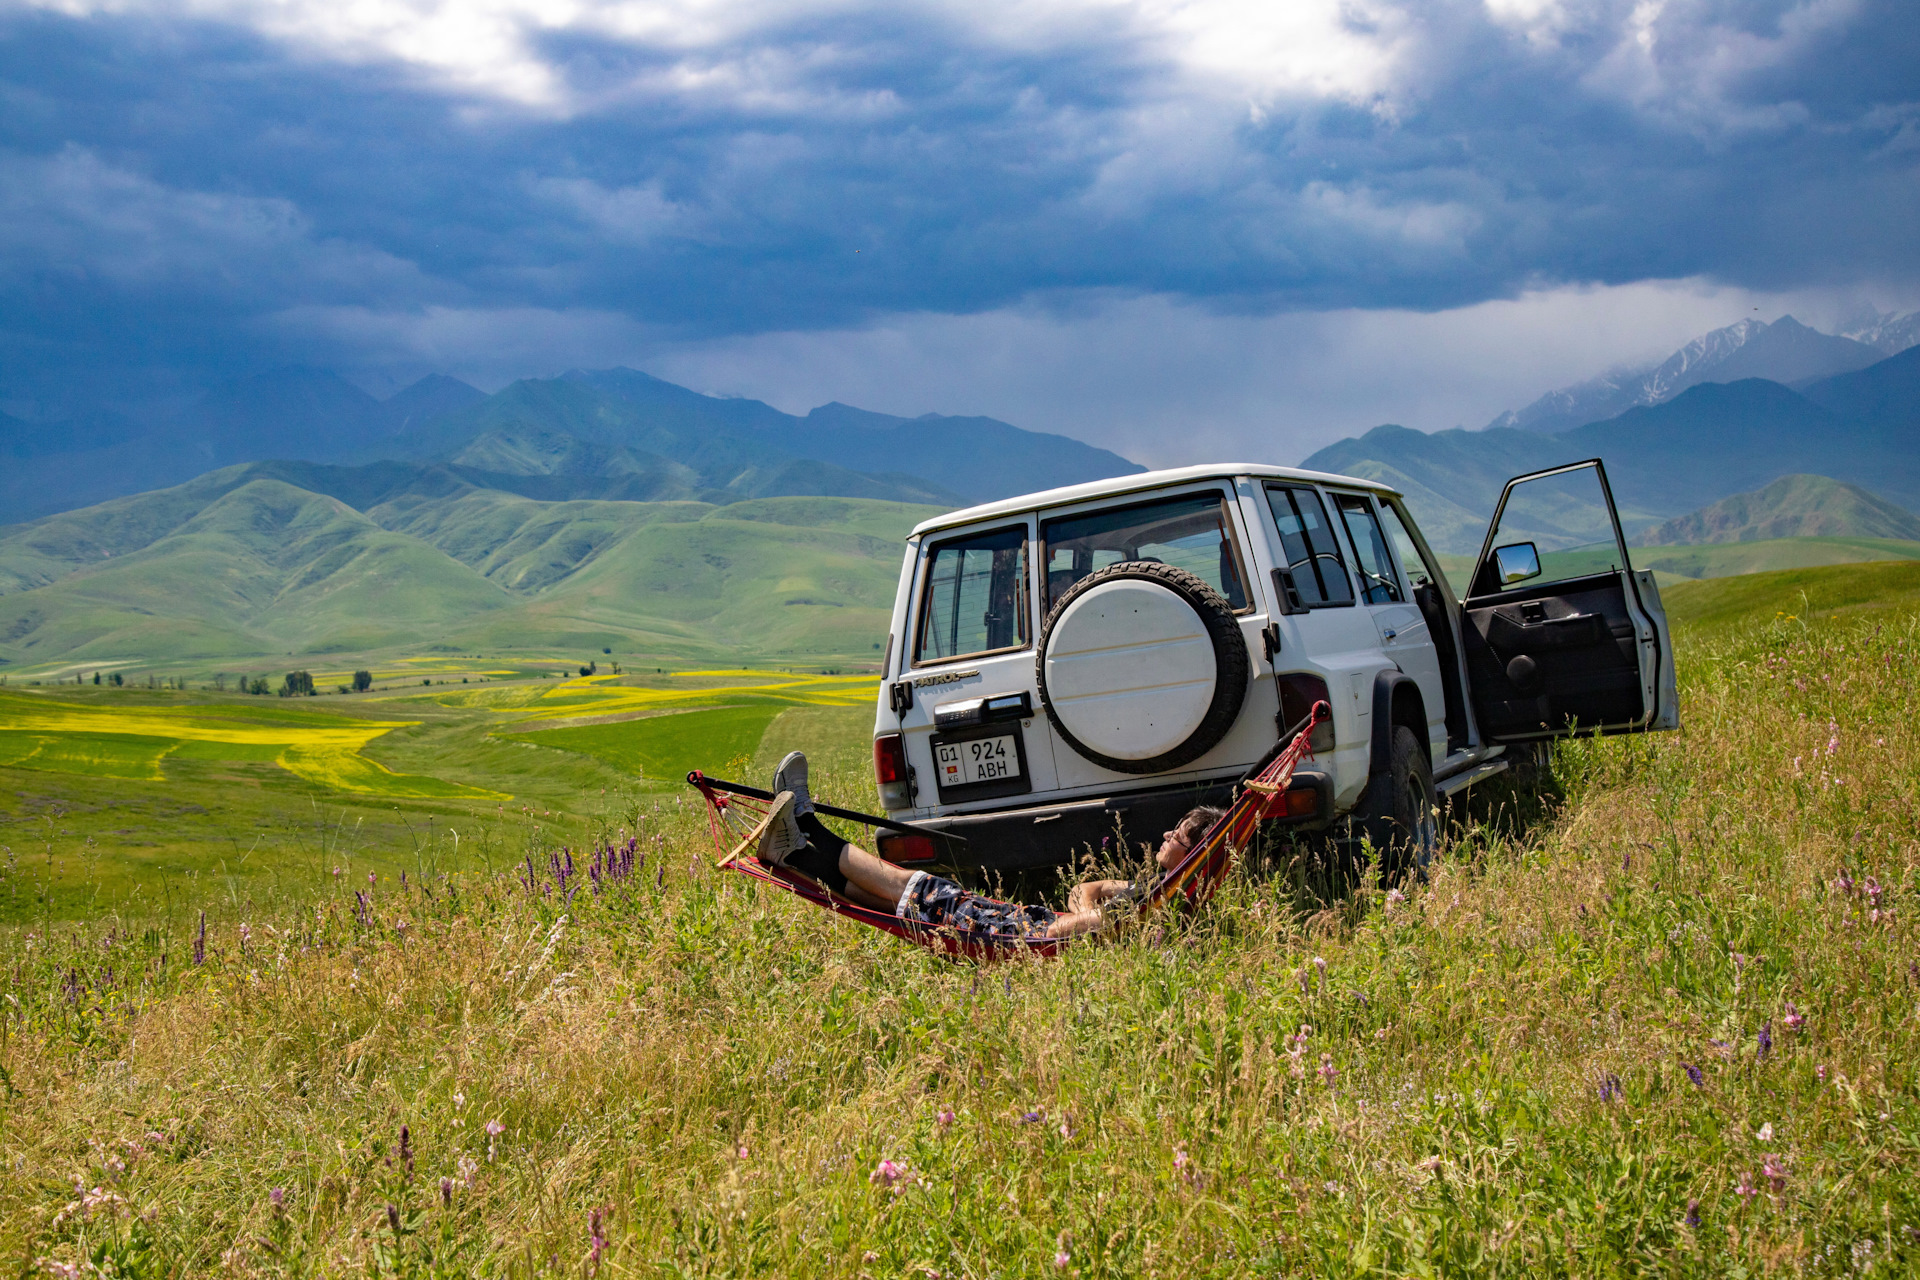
881;768;1334;873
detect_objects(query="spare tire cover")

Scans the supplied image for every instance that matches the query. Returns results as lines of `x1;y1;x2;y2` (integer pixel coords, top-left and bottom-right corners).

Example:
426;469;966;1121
1037;563;1248;773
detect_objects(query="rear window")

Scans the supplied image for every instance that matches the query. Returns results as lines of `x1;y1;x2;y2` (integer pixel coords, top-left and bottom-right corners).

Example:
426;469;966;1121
914;525;1030;664
1041;491;1249;611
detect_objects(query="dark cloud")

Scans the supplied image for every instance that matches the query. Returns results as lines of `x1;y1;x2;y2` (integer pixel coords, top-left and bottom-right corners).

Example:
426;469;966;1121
0;0;1914;412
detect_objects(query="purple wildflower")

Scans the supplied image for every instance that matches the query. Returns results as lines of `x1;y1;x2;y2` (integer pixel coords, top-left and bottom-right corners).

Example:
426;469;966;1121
1762;1155;1787;1194
193;911;206;966
1758;1022;1773;1059
1018;1110;1044;1125
398;1125;413;1177
1318;1053;1338;1087
869;1159;909;1189
1784;1001;1805;1031
936;1108;956;1130
1597;1073;1622;1102
587;1207;607;1274
386;1203;402;1237
440;1177;453;1208
1682;1062;1704;1088
1684;1199;1700;1228
269;1187;285;1216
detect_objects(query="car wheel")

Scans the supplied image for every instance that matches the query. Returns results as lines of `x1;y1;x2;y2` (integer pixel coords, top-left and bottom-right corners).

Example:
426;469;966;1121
1035;561;1250;775
1358;724;1438;883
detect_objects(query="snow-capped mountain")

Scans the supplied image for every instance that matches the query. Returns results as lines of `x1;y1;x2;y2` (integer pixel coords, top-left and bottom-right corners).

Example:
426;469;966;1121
1838;307;1920;356
1486;313;1910;433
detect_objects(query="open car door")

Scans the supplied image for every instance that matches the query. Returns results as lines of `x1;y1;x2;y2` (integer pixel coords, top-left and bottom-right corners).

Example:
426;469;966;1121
1461;459;1678;742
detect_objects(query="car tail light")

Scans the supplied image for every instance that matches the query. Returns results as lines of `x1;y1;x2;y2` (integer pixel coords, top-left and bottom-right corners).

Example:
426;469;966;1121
878;832;938;863
874;734;911;809
1278;673;1335;754
1283;786;1319;818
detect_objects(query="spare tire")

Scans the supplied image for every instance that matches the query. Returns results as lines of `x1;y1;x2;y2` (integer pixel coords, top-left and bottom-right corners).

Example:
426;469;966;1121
1036;561;1250;775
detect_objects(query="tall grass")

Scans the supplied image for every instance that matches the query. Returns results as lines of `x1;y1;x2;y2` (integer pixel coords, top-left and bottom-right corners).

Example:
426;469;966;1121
2;607;1916;1277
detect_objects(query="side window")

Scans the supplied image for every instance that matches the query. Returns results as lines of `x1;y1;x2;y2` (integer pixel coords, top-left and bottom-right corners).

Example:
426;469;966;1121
1332;493;1404;604
1264;485;1354;607
1042;492;1249;611
914;525;1029;664
1379;501;1438;592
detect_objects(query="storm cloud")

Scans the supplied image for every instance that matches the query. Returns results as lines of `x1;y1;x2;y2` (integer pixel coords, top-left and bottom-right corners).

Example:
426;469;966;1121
1;0;1915;443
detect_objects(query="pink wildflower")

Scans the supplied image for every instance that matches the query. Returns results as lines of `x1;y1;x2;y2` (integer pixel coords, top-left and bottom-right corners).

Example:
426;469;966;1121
1055;1250;1071;1270
1173;1148;1189;1171
1319;1053;1338;1086
1762;1155;1787;1194
269;1187;285;1215
869;1159;909;1190
1312;956;1327;978
1735;1172;1757;1202
485;1118;504;1162
1784;1002;1805;1031
936;1107;956;1130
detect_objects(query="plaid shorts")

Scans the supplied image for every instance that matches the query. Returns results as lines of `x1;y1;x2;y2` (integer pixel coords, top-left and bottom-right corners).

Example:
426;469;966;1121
897;871;1056;941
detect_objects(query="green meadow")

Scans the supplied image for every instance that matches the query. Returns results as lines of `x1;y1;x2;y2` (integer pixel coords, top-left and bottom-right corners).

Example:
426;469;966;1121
0;558;1916;1276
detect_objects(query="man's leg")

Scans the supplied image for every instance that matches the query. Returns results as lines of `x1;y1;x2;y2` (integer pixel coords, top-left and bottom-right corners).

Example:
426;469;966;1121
787;812;916;911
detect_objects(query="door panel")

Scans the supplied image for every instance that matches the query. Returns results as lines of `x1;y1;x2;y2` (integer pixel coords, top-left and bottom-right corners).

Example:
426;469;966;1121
1331;491;1448;759
1463;459;1674;741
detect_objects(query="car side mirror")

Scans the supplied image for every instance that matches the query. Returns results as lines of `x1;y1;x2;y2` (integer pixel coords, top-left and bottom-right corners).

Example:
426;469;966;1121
1493;541;1541;586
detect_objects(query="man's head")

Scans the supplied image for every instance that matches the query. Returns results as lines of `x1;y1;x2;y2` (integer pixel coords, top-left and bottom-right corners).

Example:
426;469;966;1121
1154;805;1226;870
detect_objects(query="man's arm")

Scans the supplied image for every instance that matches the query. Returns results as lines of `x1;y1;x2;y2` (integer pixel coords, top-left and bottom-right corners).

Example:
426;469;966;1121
1065;878;1135;913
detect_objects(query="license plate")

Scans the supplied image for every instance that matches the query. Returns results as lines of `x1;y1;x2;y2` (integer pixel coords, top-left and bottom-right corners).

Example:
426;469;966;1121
936;734;1021;787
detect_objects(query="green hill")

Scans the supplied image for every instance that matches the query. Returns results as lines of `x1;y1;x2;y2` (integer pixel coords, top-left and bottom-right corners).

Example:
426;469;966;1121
1641;474;1920;545
0;469;939;671
1660;558;1920;630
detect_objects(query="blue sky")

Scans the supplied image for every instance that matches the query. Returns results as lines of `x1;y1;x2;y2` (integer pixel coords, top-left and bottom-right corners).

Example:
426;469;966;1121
1;0;1915;462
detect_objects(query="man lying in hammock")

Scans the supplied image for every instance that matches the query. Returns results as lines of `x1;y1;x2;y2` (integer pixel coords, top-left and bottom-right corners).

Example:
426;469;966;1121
755;751;1224;942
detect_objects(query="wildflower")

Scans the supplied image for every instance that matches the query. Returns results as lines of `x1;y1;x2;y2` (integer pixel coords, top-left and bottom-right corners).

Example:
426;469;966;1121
1734;1172;1757;1202
1816;1064;1827;1083
1866;876;1884;904
1756;1122;1774;1142
1312;956;1327;978
1173;1148;1189;1171
1295;967;1309;994
1682;1063;1704;1088
936;1107;956;1130
1055;1250;1071;1270
369;871;377;886
1386;888;1406;906
398;1125;414;1176
440;1177;453;1208
1596;1074;1622;1102
1758;1022;1773;1059
1784;1002;1805;1031
1684;1199;1700;1228
485;1118;504;1162
1762;1155;1787;1194
237;923;252;949
587;1207;607;1274
735;1143;749;1161
39;1261;83;1280
193;911;206;966
331;866;342;878
1826;722;1840;755
386;1203;402;1238
1018;1110;1044;1125
1058;1113;1076;1140
269;1187;286;1216
1318;1054;1338;1087
869;1159;908;1189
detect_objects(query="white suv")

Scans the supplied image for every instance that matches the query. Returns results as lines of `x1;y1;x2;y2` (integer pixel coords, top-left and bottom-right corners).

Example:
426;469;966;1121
868;459;1678;876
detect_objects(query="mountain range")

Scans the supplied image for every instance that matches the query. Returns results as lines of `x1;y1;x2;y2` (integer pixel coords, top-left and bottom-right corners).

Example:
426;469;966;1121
0;366;1141;525
1305;344;1920;554
1484;312;1917;434
1639;475;1920;547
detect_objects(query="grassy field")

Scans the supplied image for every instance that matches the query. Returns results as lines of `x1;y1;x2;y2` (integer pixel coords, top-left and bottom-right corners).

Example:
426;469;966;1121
1;561;1917;1275
0;670;875;924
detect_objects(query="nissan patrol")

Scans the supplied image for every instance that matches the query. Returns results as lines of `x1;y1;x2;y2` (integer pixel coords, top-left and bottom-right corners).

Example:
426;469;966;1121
868;458;1678;876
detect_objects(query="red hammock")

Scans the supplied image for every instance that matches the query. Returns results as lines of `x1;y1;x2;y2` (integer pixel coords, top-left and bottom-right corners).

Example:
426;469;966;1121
685;699;1330;961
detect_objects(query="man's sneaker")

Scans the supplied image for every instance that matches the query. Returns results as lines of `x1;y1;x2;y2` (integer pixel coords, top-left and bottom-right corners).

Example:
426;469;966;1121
756;791;808;867
773;751;813;817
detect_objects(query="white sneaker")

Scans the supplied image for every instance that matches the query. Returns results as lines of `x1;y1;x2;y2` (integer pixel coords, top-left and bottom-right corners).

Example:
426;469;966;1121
756;791;807;867
773;751;813;818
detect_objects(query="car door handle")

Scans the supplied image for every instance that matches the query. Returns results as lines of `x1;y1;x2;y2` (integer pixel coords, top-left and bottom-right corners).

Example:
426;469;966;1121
1381;627;1398;641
